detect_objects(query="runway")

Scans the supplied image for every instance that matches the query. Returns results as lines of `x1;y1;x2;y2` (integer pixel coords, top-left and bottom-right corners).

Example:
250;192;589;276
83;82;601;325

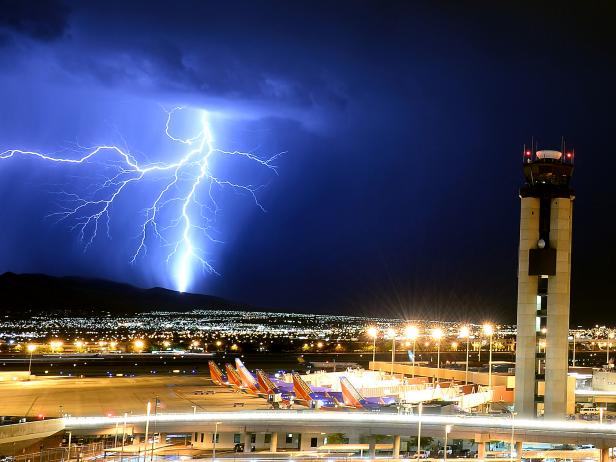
0;376;268;417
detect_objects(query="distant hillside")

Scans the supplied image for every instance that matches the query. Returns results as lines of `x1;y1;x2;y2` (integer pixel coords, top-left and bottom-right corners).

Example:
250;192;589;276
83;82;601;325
0;272;244;315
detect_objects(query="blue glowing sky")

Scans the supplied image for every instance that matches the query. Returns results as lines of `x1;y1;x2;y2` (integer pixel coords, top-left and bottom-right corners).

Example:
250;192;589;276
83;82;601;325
0;1;615;323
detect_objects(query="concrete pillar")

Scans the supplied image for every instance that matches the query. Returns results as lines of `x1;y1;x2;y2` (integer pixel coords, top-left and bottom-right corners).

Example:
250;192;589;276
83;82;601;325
515;441;523;461
368;436;376;459
244;432;252;452
544;197;573;419
477;442;487;460
270;433;278;453
515;196;540;418
600;448;610;462
393;435;401;458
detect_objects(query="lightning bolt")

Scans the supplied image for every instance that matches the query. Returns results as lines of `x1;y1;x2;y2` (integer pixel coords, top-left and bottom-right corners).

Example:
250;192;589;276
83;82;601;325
0;107;283;293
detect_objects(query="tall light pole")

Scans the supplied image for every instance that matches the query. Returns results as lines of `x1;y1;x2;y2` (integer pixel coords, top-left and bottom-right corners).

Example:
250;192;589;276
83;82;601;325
416;402;423;459
483;323;494;390
459;326;470;385
66;431;72;462
444;425;452;462
120;412;127;462
387;328;397;375
432;328;443;383
368;327;378;365
27;344;36;376
608;333;614;365
213;421;222;460
405;325;419;378
509;411;517;462
150;396;159;462
143;401;151;462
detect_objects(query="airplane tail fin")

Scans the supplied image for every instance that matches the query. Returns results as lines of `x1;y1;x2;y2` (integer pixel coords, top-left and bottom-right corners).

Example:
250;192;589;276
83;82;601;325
208;360;226;385
225;363;243;388
256;369;279;394
340;376;365;408
292;372;314;402
235;358;258;391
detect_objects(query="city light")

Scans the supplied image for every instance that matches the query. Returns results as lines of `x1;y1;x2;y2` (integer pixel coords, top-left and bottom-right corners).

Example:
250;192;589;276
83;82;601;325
367;327;378;338
431;328;443;341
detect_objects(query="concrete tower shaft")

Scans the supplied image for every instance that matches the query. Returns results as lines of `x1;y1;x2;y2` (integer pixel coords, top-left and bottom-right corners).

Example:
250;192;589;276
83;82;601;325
514;149;574;419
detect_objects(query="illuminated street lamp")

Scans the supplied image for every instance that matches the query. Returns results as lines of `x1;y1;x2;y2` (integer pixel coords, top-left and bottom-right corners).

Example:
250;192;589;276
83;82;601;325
27;344;37;376
483;323;494;389
405;325;419;378
49;340;63;352
459;326;471;384
444;425;452;462
367;327;378;364
134;339;145;353
432;328;443;383
608;333;614;365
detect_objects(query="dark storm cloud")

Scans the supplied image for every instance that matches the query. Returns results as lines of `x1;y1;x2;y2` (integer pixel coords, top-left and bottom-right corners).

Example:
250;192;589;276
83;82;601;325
0;0;70;41
14;1;353;126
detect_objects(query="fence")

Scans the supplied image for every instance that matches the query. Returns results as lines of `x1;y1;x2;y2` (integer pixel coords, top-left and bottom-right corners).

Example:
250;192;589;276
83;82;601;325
13;442;104;462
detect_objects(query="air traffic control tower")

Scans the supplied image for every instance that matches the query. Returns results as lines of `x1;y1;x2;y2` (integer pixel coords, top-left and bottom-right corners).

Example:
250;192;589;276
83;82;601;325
515;147;574;419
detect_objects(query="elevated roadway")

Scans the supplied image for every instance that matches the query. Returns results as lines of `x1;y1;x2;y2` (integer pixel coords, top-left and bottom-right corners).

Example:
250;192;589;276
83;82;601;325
65;411;616;448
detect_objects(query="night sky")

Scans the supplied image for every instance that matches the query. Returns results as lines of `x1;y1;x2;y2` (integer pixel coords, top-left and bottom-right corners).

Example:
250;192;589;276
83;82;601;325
1;1;615;324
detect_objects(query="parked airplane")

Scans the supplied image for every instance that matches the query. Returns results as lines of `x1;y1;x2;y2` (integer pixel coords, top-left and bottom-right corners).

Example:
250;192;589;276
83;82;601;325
339;376;398;410
208;361;228;386
234;358;260;394
291;372;341;408
225;363;245;390
256;369;294;408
